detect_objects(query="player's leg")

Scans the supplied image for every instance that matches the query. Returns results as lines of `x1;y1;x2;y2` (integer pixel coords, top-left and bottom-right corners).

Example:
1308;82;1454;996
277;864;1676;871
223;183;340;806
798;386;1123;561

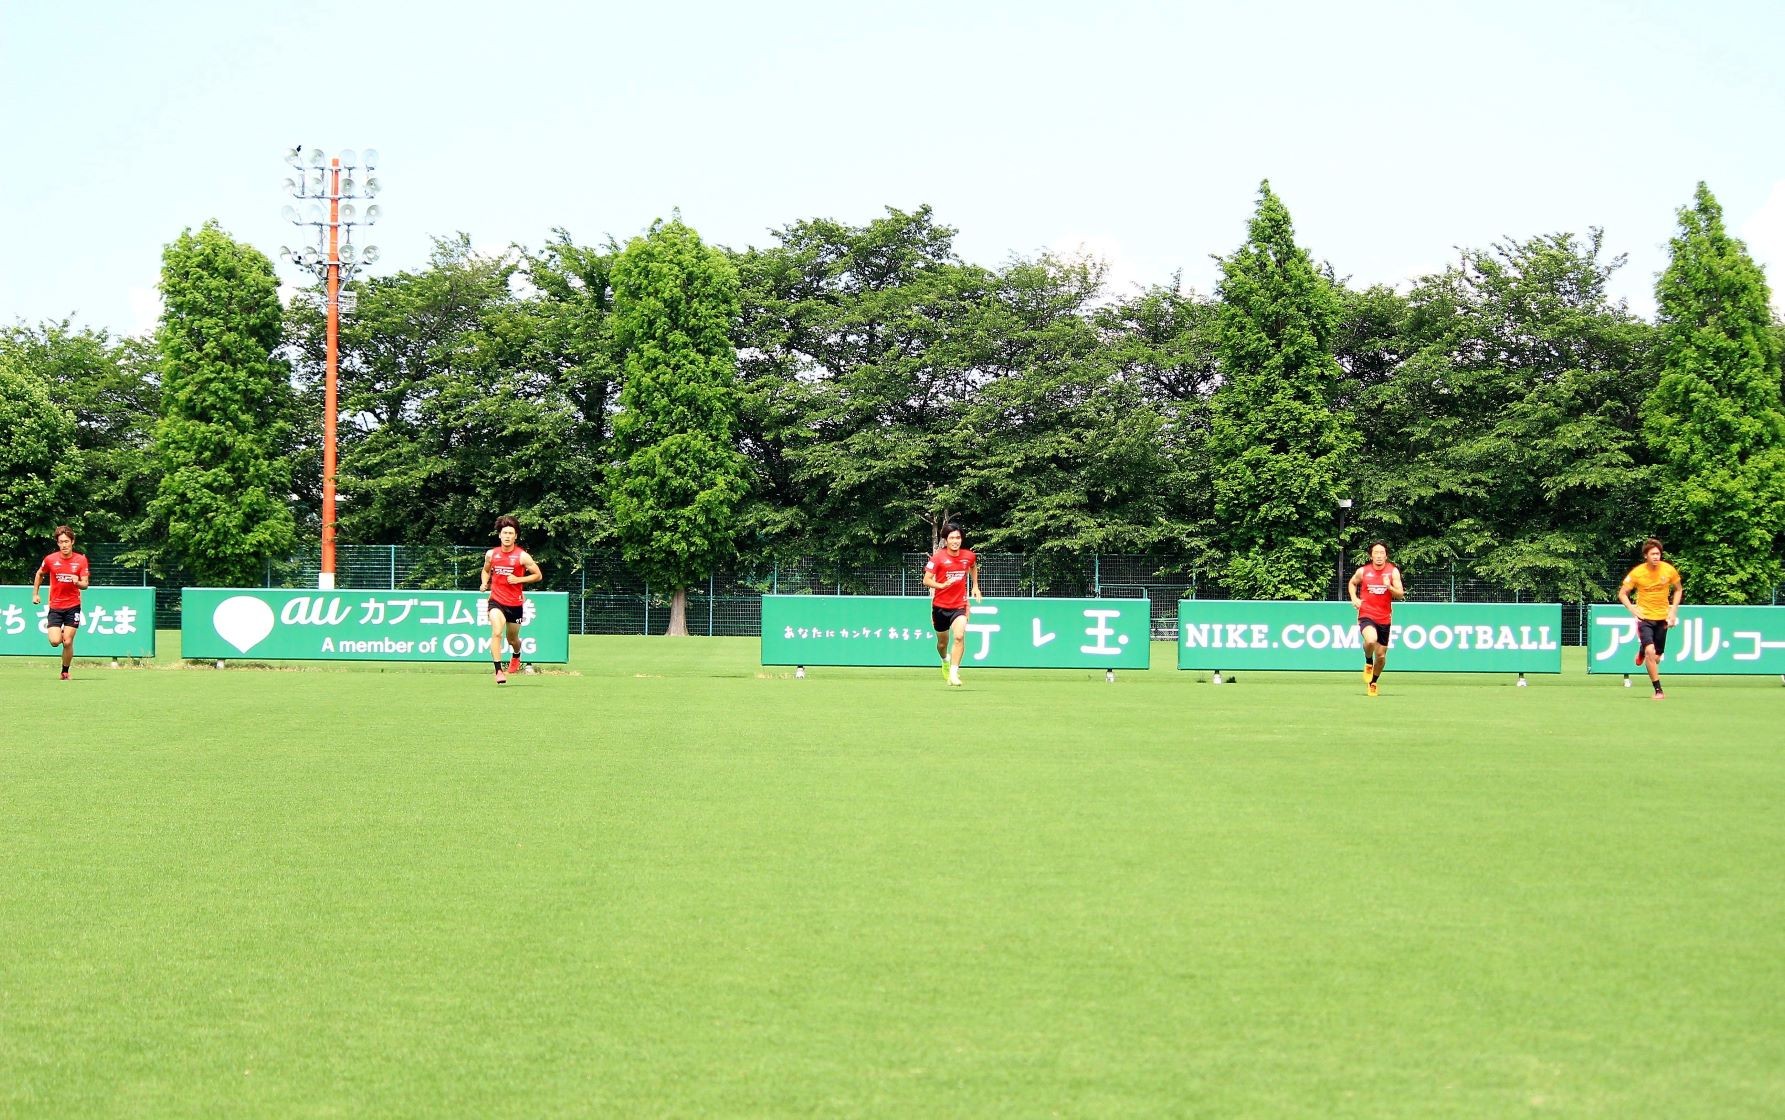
1372;623;1390;691
947;614;967;686
59;622;76;677
1359;622;1379;692
488;604;509;683
506;619;524;674
1645;621;1667;698
933;609;950;679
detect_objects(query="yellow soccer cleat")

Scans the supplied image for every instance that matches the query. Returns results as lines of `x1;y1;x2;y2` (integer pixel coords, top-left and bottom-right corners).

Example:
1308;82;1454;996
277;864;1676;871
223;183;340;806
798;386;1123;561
1367;680;1379;698
1363;666;1374;686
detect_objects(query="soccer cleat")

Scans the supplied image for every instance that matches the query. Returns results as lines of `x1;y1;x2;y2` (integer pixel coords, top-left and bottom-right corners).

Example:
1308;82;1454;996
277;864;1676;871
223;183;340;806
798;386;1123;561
495;669;508;685
60;670;70;681
508;653;523;674
1367;681;1379;698
1635;648;1645;667
948;671;963;688
1363;665;1374;685
941;661;950;681
1653;688;1664;701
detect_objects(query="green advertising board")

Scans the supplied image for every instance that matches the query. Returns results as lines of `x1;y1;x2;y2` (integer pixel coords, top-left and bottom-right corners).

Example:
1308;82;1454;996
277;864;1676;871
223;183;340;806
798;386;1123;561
0;586;158;658
762;595;1150;669
1587;605;1785;675
180;589;570;663
1177;601;1562;673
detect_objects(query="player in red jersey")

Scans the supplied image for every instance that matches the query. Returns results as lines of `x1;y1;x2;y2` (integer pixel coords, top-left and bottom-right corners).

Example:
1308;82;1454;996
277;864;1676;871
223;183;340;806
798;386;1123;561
478;515;542;685
1347;540;1405;698
31;525;91;681
922;522;981;687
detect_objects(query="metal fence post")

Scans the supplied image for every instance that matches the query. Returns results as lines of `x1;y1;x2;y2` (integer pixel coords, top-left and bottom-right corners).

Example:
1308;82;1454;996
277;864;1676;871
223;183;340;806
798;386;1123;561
643;580;649;635
1094;553;1101;597
708;572;715;637
772;560;779;595
389;544;397;589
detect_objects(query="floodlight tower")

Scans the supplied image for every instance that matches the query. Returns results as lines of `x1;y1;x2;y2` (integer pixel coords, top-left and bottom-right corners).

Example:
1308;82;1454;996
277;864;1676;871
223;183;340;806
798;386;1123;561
280;146;384;590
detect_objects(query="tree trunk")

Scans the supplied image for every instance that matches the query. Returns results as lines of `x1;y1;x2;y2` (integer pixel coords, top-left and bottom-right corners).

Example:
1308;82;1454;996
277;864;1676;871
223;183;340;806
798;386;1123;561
665;586;689;636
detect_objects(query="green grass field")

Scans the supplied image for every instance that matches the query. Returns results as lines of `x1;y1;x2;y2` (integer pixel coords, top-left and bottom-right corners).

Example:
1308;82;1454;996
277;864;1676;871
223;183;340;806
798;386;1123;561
2;637;1782;1118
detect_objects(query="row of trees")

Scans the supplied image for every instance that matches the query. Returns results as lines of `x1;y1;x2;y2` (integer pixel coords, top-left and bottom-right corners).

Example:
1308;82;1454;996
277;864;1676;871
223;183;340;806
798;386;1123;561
4;183;1782;620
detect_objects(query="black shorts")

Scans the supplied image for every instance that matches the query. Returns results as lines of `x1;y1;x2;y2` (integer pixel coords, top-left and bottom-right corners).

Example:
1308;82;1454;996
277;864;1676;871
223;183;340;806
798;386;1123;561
932;606;966;633
487;600;524;625
1638;618;1670;656
1358;617;1390;645
46;607;81;631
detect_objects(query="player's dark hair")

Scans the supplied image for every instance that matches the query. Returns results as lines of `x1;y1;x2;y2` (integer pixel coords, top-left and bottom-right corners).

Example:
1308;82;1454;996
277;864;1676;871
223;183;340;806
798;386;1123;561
1368;540;1389;557
1642;537;1662;558
940;522;965;548
494;515;520;535
53;525;75;543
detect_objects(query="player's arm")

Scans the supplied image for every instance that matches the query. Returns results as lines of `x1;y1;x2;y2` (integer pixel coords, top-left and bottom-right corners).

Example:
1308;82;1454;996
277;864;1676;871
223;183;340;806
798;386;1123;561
31;562;45;604
968;560;982;602
77;562;90;591
478;553;492;593
1617;579;1638;617
511;556;543;585
921;563;945;592
1389;566;1406;600
1668;576;1683;626
1347;569;1363;609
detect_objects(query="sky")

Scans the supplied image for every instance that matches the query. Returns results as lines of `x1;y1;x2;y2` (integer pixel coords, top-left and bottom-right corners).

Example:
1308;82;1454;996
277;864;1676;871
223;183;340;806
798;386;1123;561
4;0;1783;337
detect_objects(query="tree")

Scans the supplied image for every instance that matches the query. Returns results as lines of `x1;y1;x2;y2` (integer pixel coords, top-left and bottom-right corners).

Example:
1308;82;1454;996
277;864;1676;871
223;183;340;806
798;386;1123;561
1644;183;1785;603
606;219;749;635
1205;182;1357;598
0;356;77;576
1360;231;1652;600
732;206;993;564
1;322;161;546
146;221;296;585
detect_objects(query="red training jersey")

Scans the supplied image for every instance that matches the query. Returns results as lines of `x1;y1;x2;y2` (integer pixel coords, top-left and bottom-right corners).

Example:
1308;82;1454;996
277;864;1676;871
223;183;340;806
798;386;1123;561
925;548;976;610
40;552;89;611
486;546;533;608
1355;563;1400;625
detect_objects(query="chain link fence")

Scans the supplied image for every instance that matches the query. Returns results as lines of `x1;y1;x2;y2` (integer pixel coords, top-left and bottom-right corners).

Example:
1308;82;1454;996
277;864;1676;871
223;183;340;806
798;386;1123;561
84;544;1781;644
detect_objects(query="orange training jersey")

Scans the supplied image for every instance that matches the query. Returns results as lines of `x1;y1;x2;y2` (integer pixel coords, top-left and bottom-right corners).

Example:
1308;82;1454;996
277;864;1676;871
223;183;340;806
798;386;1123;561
1621;561;1681;621
1356;563;1400;625
40;552;89;610
486;546;533;608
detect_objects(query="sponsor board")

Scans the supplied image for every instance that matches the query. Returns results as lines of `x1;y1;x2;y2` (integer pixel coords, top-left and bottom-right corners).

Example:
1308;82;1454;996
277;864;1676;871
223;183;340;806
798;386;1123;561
762;595;1150;668
0;586;158;658
1177;601;1562;673
181;589;569;663
1587;605;1785;674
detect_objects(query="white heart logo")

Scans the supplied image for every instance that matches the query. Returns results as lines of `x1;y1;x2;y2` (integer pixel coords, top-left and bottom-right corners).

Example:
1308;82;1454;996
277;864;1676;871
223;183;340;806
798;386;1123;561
212;595;275;654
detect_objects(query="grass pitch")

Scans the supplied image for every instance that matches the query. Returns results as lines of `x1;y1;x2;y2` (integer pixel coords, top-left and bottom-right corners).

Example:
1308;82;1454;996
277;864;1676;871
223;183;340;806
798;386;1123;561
1;638;1782;1118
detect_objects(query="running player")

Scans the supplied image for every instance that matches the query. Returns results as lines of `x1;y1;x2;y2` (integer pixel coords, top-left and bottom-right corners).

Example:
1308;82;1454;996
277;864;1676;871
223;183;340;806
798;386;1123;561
31;526;90;681
1617;537;1681;700
1348;541;1404;697
479;515;542;685
923;522;981;688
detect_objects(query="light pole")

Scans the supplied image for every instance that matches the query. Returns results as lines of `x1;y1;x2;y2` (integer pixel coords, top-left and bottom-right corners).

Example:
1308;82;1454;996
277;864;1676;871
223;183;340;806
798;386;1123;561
280;145;383;590
1336;497;1353;599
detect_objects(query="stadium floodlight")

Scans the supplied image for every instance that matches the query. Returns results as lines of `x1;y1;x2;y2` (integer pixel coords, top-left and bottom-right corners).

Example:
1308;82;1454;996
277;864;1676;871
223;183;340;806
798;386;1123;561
275;144;387;591
363;204;381;226
361;148;379;169
364;177;381;197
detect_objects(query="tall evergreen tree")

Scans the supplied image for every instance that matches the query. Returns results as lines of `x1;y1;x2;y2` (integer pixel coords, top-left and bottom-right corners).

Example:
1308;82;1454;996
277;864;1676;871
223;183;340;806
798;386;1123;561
146;221;296;584
1645;183;1785;602
607;219;749;635
1205;182;1357;598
